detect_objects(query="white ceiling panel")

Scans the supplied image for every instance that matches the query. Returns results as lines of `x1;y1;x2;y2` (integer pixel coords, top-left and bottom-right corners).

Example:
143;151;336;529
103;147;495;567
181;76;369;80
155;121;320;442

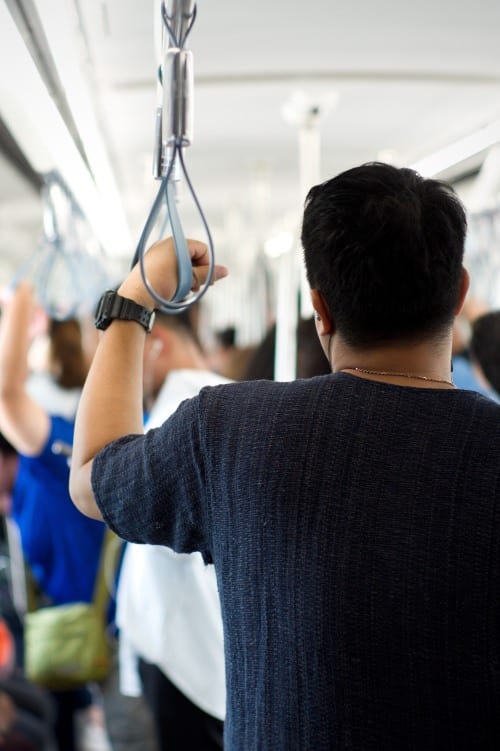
2;0;500;295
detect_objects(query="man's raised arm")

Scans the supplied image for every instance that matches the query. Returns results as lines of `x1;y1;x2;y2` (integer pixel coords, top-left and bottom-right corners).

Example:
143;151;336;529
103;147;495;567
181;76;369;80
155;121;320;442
69;238;228;519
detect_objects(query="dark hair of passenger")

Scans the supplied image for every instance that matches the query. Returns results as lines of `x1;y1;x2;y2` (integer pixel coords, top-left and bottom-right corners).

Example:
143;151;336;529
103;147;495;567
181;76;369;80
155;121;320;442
0;432;17;457
301;162;467;348
243;326;275;381
243;318;330;381
49;319;87;389
470;311;500;395
296;318;331;378
216;327;236;349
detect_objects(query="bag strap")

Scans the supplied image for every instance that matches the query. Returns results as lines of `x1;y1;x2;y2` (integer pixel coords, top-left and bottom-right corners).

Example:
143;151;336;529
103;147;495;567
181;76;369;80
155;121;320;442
92;529;122;617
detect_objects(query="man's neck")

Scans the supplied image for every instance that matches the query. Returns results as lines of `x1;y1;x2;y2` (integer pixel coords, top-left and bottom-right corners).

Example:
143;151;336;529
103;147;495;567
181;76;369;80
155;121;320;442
330;334;455;389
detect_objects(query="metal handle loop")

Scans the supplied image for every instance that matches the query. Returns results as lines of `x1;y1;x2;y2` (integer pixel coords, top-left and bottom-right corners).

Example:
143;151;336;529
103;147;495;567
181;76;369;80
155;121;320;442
130;144;214;314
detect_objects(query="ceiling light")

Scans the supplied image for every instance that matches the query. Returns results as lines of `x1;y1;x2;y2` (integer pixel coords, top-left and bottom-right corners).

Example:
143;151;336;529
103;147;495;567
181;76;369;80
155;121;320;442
264;231;294;259
282;90;339;128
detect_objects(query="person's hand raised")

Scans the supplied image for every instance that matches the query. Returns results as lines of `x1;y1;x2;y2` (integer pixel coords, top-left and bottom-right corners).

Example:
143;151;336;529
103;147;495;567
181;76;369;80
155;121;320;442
119;237;228;309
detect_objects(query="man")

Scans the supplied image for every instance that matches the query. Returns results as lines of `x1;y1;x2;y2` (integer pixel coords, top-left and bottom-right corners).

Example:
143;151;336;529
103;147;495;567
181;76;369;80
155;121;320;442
116;310;227;749
70;163;500;750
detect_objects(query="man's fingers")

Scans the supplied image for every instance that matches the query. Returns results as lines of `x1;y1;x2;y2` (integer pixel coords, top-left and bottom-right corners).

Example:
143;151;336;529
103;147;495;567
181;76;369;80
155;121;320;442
191;264;228;291
187;239;210;264
144;238;227;296
213;264;229;282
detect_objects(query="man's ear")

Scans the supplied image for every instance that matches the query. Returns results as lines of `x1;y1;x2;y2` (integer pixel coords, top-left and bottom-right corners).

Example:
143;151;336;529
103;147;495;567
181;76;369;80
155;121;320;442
454;267;470;315
310;289;335;335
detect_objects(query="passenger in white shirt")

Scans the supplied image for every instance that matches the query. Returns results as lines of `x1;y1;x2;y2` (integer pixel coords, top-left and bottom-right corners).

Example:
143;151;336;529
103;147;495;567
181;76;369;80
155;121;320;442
116;308;229;750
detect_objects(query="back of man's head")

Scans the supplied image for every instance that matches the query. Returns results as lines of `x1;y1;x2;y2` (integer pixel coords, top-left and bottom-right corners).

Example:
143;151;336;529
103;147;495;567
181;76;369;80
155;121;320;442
302;162;467;348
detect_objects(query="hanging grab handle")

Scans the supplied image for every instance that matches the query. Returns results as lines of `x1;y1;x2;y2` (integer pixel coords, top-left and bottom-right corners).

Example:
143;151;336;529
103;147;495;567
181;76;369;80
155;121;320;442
131;0;214;314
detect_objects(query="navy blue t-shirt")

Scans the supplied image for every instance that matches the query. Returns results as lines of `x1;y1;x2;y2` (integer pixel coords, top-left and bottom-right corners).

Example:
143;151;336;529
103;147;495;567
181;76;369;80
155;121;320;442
93;374;500;750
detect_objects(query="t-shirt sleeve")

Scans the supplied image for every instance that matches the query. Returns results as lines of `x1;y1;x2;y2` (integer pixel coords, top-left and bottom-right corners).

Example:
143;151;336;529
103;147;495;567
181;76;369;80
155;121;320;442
91;395;210;556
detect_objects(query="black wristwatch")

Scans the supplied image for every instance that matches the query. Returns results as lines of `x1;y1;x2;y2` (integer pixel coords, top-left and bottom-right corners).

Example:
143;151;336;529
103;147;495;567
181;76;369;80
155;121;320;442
94;290;156;333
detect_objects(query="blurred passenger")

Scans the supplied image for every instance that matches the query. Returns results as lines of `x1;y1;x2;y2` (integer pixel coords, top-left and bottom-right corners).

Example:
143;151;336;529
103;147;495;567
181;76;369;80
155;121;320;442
71;163;500;750
243;317;331;381
296;317;332;378
0;282;105;751
0;618;56;750
469;309;500;398
208;326;236;375
209;327;255;381
116;310;228;750
0;437;56;750
0;433;18;515
450;297;494;396
0;433;26;664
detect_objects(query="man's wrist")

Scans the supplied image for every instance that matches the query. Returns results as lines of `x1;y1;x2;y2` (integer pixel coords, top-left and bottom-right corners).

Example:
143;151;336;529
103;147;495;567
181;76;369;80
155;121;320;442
116;282;157;312
94;291;156;333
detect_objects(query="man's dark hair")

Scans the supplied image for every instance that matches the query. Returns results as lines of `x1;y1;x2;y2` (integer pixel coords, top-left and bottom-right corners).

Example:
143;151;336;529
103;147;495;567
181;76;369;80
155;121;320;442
301;162;467;348
470;311;500;395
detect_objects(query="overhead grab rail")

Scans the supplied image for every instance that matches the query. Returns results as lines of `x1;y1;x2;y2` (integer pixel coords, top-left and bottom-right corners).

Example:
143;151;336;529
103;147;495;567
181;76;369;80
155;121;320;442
130;0;215;313
11;171;112;320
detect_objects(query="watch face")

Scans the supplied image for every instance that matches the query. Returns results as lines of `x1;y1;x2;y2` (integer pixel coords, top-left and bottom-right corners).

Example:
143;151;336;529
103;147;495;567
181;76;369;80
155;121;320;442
94;291;115;330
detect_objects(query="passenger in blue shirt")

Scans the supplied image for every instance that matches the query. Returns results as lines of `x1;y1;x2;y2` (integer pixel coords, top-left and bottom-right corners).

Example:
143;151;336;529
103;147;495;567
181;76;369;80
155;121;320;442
0;282;105;751
451;310;498;399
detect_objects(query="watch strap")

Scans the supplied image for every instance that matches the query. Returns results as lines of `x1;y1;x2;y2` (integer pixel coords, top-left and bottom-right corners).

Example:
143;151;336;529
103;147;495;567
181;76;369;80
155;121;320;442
95;291;155;333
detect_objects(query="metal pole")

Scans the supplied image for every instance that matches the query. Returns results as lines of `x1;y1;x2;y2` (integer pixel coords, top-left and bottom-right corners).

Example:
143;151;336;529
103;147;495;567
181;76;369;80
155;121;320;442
299;114;321;318
274;105;322;381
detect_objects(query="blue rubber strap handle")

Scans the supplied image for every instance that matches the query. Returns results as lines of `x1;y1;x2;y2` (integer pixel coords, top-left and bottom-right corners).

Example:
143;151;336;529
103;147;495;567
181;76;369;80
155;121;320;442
166;180;193;302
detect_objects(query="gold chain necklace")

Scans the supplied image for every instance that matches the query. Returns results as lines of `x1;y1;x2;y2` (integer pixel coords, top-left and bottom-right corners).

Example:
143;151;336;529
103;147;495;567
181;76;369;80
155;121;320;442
340;366;455;387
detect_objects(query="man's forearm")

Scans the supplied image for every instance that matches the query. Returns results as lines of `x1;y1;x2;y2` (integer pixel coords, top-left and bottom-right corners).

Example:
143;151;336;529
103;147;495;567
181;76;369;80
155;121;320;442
69;319;147;519
69;240;177;518
69;237;228;519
